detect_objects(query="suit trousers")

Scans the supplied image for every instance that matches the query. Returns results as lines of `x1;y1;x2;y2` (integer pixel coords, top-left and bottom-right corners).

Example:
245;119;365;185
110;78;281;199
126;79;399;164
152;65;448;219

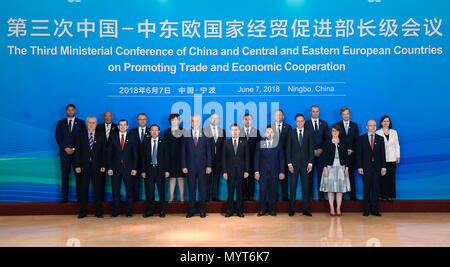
259;174;278;212
209;160;222;200
187;166;207;213
60;152;81;201
79;163;104;216
362;166;381;212
111;166;135;215
226;169;244;214
145;166;166;214
290;166;310;212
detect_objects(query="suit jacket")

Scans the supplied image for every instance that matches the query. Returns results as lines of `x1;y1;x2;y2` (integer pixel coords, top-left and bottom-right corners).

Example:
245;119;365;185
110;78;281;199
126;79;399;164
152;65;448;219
55;117;86;153
129;126;151;172
254;140;285;178
375;129;400;162
305;119;329;150
270;122;292;152
96;122;118;144
142;138;170;177
321;138;349;167
203;125;226;165
239;127;261;172
73;131;107;172
335;120;359;151
222;138;250;177
356;133;387;172
180;129;212;171
107;131;139;174
286;128;315;169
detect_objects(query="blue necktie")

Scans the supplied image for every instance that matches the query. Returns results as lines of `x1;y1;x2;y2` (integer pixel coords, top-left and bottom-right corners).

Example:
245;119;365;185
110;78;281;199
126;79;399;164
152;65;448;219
140;128;144;143
345;122;349;135
298;130;302;147
152;140;157;165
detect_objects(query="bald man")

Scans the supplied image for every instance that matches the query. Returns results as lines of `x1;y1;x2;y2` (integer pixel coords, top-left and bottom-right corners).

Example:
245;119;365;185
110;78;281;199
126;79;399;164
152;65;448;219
357;120;387;217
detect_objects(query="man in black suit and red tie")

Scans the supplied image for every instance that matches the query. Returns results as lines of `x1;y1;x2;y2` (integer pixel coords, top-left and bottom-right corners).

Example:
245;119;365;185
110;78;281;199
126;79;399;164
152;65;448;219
357;119;387;216
74;116;106;218
270;109;292;201
181;115;212;218
223;124;250;217
286;113;314;216
141;124;170;218
130;113;151;202
55;104;86;203
304;105;329;201
334;107;360;201
107;119;139;217
239;113;261;201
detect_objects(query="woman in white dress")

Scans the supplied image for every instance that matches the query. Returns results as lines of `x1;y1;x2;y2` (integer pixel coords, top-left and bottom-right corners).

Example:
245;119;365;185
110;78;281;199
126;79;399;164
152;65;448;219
376;115;400;202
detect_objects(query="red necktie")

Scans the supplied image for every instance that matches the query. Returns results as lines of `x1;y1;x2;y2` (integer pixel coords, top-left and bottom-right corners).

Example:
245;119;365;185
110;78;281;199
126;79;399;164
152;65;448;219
370;134;374;150
121;134;125;151
68;120;72;135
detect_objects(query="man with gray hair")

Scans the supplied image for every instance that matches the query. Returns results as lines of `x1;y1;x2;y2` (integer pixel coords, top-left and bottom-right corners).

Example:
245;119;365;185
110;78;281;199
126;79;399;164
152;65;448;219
74;116;107;218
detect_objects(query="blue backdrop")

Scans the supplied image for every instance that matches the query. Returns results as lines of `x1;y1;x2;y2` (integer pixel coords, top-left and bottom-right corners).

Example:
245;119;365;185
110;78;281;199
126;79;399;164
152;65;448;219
1;0;449;202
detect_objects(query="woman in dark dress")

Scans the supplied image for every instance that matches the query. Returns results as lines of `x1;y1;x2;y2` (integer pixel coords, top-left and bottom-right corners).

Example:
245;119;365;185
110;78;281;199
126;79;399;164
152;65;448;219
163;113;186;203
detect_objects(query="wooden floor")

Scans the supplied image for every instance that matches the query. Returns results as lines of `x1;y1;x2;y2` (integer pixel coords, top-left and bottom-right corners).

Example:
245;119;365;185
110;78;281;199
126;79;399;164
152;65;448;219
1;213;449;247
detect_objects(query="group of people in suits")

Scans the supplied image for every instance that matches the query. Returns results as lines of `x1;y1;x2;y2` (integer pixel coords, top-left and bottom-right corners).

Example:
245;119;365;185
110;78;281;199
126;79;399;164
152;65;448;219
55;104;400;219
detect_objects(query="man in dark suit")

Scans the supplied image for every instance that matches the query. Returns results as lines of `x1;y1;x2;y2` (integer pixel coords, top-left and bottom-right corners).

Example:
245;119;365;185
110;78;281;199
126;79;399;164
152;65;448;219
357;120;387;216
254;126;285;216
181;115;212;218
239;113;261;201
286;113;314;216
55;104;86;203
129;113;151;202
222;124;250;217
141;124;170;218
74;116;106;218
270;109;292;201
334;107;360;201
96;111;118;201
304;105;329;201
203;113;226;202
107;119;139;217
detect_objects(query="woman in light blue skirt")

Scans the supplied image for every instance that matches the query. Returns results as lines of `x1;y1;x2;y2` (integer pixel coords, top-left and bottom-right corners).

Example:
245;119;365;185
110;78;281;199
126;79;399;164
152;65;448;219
320;125;351;216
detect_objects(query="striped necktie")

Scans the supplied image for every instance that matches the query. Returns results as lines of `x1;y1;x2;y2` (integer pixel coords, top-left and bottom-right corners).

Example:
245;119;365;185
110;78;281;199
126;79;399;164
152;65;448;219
89;132;94;150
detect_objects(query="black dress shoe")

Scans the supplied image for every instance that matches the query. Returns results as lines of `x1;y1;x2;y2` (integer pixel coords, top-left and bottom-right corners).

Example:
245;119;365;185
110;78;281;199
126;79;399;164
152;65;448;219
59;198;68;204
363;211;370;216
370;211;382;216
159;212;166;218
302;211;312;217
225;213;232;217
143;212;154;218
95;214;104;218
269;211;277;216
289;211;295;216
78;214;86;219
282;197;289;202
237;213;244;217
200;212;206;218
111;213;120;218
257;211;265;216
186;213;194;218
126;213;133;218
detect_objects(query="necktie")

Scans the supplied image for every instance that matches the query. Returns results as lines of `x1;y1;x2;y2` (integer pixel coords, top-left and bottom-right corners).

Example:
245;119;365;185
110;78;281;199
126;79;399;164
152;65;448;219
106;124;110;141
140;128;144;143
268;140;271;148
278;124;281;135
121;134;125;151
212;127;217;142
89;132;94;150
345;122;349;135
246;129;249;140
152;140;157;165
298;130;303;147
314;120;319;132
68;119;72;135
233;139;238;155
370;134;374;150
194;132;198;147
